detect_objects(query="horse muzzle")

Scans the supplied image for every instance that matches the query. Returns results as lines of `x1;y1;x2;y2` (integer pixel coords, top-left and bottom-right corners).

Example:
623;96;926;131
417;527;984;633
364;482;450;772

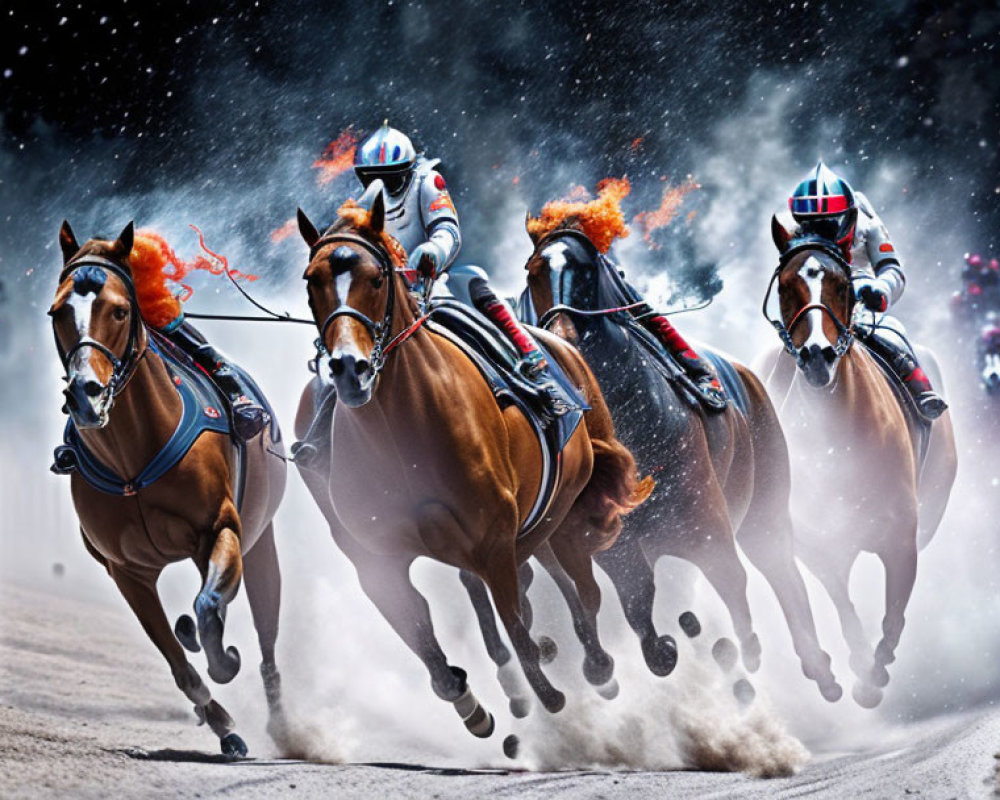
328;352;375;407
983;370;1000;395
798;343;838;388
64;374;112;428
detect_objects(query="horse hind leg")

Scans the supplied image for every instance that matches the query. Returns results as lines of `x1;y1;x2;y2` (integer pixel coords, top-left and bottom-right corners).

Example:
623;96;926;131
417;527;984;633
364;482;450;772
110;565;247;756
871;539;918;689
459;569;531;719
516;561;557;662
242;522;290;746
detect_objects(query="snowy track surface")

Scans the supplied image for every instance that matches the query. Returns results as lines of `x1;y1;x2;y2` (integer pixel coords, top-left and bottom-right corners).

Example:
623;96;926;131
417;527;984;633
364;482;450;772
2;582;997;799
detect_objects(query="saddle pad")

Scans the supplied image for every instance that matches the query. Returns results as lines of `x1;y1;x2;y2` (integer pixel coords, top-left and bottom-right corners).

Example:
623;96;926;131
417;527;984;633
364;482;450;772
702;349;750;416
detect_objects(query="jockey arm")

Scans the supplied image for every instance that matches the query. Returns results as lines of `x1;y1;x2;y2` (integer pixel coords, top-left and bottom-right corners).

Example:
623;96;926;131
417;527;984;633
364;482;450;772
412;168;461;279
852;191;906;311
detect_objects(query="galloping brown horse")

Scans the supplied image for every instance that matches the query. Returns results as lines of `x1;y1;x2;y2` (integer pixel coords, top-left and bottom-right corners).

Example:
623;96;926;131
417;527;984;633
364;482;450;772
755;240;957;706
520;222;842;702
49;222;287;755
293;191;648;736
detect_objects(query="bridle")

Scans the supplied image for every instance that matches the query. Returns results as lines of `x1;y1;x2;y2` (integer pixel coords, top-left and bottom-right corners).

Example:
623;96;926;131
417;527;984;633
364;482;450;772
55;254;149;400
532;229;646;330
762;241;855;367
309;232;428;382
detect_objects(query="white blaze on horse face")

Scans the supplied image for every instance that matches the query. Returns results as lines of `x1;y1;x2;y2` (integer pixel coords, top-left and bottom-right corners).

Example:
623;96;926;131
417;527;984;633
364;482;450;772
328;271;369;368
66;288;102;382
798;257;830;351
543;242;568;278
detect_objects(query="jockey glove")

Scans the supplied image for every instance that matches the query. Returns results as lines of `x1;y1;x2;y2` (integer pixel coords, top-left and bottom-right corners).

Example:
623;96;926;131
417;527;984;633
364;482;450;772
410;241;443;280
855;277;890;312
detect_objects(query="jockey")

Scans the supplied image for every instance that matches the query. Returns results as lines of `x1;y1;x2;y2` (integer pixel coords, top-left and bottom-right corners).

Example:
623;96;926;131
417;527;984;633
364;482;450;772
353;122;566;413
776;161;947;419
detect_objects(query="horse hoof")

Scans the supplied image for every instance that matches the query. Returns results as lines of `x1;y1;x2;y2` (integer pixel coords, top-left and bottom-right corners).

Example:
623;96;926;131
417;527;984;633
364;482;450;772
712;638;739;672
595;677;620;700
175;615;201;653
541;689;566;714
819;681;844;703
583;652;615;687
645;635;678;677
220;732;248;758
852;682;883;709
509;697;531;719
678;611;701;638
742;634;762;673
733;678;756;706
208;646;242;684
463;706;495;739
193;705;207;726
869;664;890;688
537;636;558;664
503;734;520;760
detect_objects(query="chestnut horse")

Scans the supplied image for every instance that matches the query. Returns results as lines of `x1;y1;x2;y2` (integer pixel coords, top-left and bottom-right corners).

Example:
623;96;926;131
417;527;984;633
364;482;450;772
293;191;648;736
49;222;287;755
520;225;842;702
755;240;957;706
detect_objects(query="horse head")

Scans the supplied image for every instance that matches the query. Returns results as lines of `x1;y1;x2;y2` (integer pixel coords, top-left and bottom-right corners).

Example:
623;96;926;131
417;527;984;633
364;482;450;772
772;241;855;388
979;325;1000;396
299;183;406;407
524;219;606;346
49;220;143;429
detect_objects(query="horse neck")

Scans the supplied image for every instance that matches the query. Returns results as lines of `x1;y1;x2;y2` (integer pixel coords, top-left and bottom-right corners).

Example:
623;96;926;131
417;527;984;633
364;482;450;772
77;345;183;478
786;347;875;435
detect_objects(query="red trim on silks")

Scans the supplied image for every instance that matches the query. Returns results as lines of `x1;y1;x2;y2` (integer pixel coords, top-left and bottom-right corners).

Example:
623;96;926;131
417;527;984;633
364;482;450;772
484;300;538;356
434;174;446;190
904;367;932;391
646;315;694;356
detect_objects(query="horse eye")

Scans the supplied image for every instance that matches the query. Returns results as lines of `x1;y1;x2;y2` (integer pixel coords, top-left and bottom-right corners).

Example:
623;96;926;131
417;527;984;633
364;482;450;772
371;276;383;289
113;307;129;321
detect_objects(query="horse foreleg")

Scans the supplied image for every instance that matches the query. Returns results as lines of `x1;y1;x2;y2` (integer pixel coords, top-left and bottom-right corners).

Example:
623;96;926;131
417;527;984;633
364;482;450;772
872;540;918;688
242;522;287;743
738;513;841;701
109;565;246;756
194;526;243;684
355;553;494;738
596;540;677;677
483;548;566;714
459;569;530;718
535;541;617;696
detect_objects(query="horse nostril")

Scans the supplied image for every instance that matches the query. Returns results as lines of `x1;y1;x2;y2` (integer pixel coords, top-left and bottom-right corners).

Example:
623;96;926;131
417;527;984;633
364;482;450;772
329;358;345;377
821;346;837;364
83;379;103;397
355;358;371;375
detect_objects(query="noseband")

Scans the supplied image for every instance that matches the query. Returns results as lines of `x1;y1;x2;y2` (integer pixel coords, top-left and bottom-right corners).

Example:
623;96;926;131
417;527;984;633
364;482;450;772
763;243;855;366
55;254;148;398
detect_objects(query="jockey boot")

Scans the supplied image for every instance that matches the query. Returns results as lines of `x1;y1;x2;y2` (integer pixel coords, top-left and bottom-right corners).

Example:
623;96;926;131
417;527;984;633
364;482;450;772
468;277;570;421
641;314;727;411
868;333;947;421
165;321;268;441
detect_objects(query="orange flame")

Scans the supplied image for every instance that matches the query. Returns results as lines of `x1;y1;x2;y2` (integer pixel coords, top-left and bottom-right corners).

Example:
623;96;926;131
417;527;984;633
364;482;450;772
526;177;631;253
633;177;700;245
128;228;258;329
270;218;298;243
313;129;358;185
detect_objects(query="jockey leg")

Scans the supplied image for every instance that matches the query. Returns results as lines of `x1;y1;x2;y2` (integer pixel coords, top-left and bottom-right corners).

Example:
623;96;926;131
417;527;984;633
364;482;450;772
865;331;947;420
164;320;267;441
640;313;727;410
468;277;568;419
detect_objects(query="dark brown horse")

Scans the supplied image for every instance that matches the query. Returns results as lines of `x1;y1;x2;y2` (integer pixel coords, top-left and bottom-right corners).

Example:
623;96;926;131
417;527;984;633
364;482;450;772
755;241;957;706
49;222;287;755
293;192;649;736
520;223;842;702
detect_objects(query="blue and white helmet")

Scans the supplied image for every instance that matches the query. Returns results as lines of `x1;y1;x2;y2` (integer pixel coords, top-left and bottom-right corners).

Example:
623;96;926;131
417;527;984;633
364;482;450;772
789;161;858;249
355;122;417;195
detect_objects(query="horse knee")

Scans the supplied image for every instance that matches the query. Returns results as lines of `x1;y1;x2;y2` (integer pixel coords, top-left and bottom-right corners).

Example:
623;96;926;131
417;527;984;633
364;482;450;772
174;662;211;706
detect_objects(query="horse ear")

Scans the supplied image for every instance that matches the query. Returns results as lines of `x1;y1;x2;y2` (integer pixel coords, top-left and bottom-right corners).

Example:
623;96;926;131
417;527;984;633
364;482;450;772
114;221;135;258
59;220;80;263
525;211;541;244
297;208;320;247
369;189;386;234
771;213;794;253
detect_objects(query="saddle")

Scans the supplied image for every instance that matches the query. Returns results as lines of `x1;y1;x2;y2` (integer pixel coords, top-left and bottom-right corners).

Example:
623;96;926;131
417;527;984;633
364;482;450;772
51;330;276;509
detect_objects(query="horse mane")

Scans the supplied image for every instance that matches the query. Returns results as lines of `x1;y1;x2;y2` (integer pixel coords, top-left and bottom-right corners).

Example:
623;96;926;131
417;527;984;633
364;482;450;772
334;199;408;270
527;177;631;253
129;231;187;329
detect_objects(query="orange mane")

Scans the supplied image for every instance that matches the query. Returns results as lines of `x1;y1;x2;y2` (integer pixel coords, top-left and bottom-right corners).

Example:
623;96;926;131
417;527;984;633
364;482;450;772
336;199;408;269
129;231;186;329
527;177;631;253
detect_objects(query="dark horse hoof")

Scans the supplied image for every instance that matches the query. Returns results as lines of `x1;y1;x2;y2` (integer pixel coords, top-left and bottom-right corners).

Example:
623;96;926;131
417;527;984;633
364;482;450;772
174;615;201;653
712;637;739;672
464;706;495;739
503;734;520;760
733;678;756;706
678;611;702;638
207;646;242;685
537;635;558;665
509;697;531;719
583;652;615;687
541;689;566;714
643;635;678;677
220;732;248;758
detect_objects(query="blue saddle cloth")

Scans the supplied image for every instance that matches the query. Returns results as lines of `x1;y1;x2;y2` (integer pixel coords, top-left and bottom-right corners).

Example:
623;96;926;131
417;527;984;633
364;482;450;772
52;331;274;505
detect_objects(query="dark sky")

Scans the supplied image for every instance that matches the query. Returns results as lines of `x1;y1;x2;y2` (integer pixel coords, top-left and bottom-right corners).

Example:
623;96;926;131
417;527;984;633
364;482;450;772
1;0;998;287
